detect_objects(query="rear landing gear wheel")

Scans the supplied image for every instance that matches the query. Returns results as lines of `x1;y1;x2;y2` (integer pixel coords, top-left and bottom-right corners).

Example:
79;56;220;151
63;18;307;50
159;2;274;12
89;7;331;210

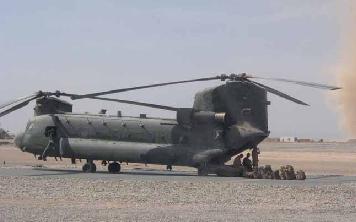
198;167;209;176
82;163;96;173
108;162;121;173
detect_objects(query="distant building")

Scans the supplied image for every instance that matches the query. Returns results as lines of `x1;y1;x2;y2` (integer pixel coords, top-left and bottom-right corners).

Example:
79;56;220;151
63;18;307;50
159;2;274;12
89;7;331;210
280;137;297;143
297;138;314;143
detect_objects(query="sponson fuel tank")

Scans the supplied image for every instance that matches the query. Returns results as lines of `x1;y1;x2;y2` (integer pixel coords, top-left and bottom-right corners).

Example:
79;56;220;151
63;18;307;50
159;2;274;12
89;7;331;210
59;138;206;166
59;138;169;162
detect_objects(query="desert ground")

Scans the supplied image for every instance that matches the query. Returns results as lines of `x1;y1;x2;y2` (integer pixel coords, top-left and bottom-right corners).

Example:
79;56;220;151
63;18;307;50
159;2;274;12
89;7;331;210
0;141;356;221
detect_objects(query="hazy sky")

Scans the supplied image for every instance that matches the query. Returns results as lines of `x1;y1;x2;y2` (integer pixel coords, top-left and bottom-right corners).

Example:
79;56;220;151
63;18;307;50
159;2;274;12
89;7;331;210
0;1;352;139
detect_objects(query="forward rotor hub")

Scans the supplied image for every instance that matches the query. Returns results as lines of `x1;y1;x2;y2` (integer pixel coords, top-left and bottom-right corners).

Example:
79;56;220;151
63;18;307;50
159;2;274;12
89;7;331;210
219;73;251;82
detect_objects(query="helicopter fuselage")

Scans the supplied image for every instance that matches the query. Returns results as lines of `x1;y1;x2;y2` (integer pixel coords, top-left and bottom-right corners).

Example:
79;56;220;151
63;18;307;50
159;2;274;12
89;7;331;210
13;80;272;172
15;113;237;167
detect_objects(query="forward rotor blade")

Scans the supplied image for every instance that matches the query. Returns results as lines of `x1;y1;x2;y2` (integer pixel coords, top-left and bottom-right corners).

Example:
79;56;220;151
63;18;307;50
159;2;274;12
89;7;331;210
72;76;222;100
250;76;341;90
252;81;309;106
0;96;39;117
0;93;39;110
87;97;179;111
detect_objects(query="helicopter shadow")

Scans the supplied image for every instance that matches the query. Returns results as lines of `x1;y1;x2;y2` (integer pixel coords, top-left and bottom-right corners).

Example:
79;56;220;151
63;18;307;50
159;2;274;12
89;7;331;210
119;169;197;177
28;167;197;178
28;168;84;177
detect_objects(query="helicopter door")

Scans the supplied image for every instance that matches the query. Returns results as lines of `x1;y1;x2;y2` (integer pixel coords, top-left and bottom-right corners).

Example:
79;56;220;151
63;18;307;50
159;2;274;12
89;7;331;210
42;126;59;160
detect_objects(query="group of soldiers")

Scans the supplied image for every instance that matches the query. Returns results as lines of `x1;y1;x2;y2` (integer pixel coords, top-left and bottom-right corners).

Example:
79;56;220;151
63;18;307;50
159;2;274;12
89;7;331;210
232;152;253;171
220;152;306;180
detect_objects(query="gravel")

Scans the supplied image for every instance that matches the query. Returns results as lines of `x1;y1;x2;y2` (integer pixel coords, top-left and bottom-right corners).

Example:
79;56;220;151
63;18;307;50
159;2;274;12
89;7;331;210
1;175;356;221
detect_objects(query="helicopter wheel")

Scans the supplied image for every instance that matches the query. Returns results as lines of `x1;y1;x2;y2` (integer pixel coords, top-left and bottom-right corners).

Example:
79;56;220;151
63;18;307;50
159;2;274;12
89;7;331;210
108;162;121;173
197;167;209;176
82;162;97;173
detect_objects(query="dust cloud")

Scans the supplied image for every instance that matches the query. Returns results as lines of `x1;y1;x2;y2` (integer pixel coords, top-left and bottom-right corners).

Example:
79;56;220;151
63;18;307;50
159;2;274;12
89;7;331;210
336;2;356;137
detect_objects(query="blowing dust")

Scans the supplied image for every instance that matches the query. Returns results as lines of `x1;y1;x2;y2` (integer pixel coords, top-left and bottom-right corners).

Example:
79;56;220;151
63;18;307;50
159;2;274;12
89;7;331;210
336;2;356;137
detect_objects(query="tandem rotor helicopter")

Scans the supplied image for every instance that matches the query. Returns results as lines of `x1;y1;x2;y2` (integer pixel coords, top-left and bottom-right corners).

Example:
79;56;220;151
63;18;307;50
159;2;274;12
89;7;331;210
0;73;340;176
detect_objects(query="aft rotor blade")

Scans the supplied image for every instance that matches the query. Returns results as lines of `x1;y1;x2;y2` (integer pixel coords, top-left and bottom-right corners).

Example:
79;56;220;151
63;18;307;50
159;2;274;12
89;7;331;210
250;76;341;90
87;97;179;111
252;81;309;106
0;96;39;117
0;93;39;110
72;76;222;100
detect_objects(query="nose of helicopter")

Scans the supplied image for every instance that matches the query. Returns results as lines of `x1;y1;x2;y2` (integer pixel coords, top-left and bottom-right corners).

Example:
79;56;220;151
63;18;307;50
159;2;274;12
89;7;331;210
14;132;24;149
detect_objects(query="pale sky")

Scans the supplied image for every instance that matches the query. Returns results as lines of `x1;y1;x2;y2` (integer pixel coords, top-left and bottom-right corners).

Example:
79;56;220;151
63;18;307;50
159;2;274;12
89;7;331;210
0;1;352;139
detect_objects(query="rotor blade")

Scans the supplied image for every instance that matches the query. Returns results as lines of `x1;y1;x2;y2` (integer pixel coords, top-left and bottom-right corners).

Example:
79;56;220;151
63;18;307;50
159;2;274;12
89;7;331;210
252;81;309;106
72;76;222;100
0;93;39;110
0;96;39;117
86;96;179;111
250;76;341;90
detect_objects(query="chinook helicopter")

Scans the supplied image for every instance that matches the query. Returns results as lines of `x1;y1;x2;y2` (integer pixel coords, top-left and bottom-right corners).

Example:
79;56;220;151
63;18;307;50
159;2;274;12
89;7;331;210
0;73;340;176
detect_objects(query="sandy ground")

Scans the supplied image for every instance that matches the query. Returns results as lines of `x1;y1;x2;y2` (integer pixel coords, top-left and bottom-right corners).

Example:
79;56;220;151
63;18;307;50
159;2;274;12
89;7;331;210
0;141;356;221
258;142;356;175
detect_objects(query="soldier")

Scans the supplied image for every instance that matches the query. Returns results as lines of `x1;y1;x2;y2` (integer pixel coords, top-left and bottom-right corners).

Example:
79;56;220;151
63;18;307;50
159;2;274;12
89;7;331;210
233;154;243;168
252;147;260;168
243;153;253;172
42;127;57;161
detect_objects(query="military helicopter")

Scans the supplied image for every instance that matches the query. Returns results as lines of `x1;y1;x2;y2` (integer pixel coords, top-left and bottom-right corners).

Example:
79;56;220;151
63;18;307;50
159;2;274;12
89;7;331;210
0;73;340;176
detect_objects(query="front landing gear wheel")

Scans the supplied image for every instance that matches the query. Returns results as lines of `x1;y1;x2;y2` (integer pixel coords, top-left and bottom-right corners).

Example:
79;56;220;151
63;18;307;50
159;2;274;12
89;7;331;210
82;163;96;173
108;162;121;173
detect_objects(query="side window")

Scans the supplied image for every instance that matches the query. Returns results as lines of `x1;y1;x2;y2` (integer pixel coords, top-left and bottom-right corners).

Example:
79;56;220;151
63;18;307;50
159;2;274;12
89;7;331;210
241;108;252;116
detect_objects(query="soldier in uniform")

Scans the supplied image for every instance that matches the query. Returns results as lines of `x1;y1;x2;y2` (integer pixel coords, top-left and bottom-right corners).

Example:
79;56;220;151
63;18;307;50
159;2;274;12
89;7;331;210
252;147;260;168
233;154;243;168
41;127;57;161
242;153;253;172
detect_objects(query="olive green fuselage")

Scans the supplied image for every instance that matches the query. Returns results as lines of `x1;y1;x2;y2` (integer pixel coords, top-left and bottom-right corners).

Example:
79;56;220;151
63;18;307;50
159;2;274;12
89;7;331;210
18;113;226;167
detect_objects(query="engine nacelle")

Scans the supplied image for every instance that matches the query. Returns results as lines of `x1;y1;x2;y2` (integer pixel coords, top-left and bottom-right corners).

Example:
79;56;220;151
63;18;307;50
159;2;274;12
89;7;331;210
193;111;226;124
176;108;227;126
